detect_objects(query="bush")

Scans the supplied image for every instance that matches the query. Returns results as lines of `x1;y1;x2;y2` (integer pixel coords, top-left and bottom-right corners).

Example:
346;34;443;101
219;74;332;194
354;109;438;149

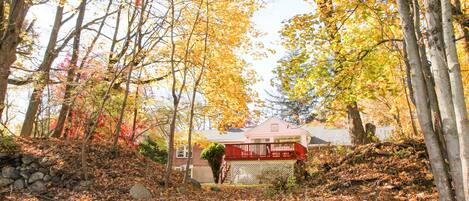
257;167;300;195
138;139;167;164
200;142;225;183
0;135;18;153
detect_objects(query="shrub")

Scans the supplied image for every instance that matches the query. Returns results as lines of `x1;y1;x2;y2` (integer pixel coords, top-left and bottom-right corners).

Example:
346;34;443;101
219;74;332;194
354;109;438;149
257;167;300;195
138;139;167;164
0;135;18;153
200;142;225;183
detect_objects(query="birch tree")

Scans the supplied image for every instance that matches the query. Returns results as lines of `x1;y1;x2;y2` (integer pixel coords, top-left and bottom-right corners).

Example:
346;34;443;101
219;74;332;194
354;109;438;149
440;0;469;196
396;0;454;199
423;0;465;199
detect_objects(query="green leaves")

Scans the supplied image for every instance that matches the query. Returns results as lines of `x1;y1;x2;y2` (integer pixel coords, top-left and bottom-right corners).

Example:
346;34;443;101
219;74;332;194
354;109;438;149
276;0;403;123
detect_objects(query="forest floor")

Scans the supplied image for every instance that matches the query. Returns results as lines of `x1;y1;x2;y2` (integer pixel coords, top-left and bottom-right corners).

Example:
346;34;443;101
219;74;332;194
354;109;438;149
0;138;437;200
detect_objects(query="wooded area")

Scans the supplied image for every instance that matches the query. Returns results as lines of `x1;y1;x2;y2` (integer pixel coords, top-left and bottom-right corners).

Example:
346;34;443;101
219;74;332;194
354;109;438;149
1;0;469;200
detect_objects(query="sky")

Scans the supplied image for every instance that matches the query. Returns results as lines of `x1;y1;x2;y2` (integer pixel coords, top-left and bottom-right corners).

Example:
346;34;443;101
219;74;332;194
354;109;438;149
6;0;315;125
247;0;314;100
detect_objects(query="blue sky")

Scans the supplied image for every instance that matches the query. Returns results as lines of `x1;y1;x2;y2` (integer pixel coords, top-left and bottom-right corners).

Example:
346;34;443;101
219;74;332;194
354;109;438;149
248;0;314;100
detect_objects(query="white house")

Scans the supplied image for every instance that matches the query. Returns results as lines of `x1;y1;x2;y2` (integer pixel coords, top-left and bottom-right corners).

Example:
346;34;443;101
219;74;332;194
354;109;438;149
177;117;393;184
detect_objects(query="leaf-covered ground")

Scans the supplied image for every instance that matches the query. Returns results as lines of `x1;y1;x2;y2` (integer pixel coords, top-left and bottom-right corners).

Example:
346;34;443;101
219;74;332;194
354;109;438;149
1;138;437;200
304;140;437;200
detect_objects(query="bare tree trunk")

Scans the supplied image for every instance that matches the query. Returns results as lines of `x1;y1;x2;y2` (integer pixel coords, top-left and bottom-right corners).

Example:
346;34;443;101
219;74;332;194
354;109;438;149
112;0;144;153
184;0;209;183
164;0;201;186
401;41;419;137
130;70;142;142
165;0;179;187
441;0;469;197
21;3;65;137
0;0;30;118
396;0;455;200
347;102;372;145
424;0;465;199
53;0;87;138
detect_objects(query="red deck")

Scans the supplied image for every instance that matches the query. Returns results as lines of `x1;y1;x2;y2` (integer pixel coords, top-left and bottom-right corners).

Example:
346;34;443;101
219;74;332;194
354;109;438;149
224;142;307;161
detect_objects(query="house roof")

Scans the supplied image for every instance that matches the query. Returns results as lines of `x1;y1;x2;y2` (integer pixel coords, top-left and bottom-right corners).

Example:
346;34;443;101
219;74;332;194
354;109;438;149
309;136;329;144
302;125;394;145
244;117;309;137
200;128;249;143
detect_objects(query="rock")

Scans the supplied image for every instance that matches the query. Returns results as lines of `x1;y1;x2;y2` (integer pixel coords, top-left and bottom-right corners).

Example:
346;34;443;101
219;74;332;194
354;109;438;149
129;183;152;199
29;181;46;193
49;167;58;177
210;186;222;192
21;155;36;165
0;178;13;187
188;178;201;189
28;172;44;183
38;167;48;174
20;171;30;179
43;175;51;182
2;166;21;179
0;153;8;159
29;162;39;169
13;179;25;189
177;187;187;193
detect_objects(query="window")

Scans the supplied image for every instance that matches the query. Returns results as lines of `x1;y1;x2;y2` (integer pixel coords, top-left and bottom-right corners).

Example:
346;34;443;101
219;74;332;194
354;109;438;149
176;145;190;158
271;123;279;132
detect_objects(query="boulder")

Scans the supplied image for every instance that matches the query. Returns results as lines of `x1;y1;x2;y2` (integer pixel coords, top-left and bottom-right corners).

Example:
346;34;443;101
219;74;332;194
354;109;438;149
189;178;201;189
0;153;8;159
210;186;222;192
2;166;20;179
0;178;13;187
177;187;187;193
43;175;51;182
29;162;39;169
21;155;36;165
129;183;152;199
28;172;44;183
13;179;25;189
20;170;30;179
29;180;46;193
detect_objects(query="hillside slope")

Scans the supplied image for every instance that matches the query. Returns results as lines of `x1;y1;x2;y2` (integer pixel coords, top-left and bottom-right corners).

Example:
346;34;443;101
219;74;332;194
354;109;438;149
304;140;437;200
1;138;437;200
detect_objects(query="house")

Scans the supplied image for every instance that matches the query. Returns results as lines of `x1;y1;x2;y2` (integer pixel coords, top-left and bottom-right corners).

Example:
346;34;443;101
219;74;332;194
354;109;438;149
173;117;393;183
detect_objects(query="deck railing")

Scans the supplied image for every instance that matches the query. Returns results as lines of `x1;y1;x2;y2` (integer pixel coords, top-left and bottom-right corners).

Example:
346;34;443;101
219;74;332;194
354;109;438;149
224;142;307;161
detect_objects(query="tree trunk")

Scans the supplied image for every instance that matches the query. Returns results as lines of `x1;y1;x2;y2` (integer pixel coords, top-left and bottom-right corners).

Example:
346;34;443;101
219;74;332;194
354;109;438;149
21;3;65;137
183;0;209;184
396;0;454;199
53;0;87;138
164;0;177;187
112;0;144;153
0;0;30;118
441;0;469;197
413;0;447;157
453;0;469;62
347;102;372;145
401;42;419;137
424;0;465;199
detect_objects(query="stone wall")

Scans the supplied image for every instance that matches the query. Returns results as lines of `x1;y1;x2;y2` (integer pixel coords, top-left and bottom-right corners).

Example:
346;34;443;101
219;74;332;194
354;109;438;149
0;153;65;194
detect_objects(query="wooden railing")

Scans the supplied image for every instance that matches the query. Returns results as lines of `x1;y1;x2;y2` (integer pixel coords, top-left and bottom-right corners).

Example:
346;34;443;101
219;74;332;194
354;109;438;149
224;142;307;161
